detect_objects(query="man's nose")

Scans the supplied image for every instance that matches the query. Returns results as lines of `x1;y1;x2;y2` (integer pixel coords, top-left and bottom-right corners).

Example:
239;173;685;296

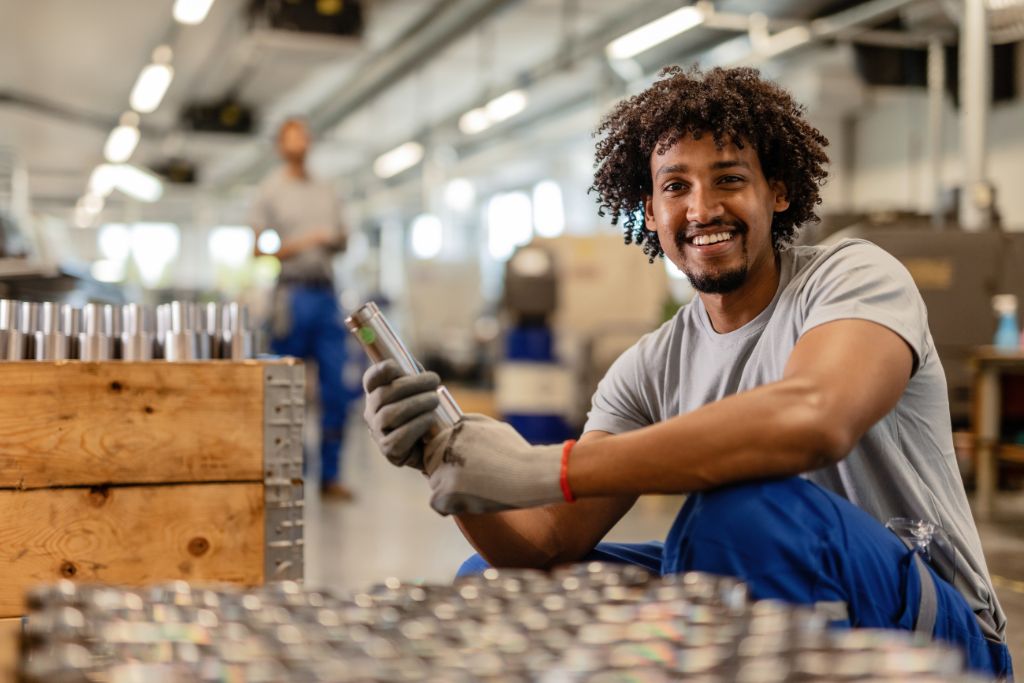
686;185;724;225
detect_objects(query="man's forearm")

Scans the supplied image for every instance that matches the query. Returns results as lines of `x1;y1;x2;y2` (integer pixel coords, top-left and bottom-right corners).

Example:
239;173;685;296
569;377;847;498
454;509;562;569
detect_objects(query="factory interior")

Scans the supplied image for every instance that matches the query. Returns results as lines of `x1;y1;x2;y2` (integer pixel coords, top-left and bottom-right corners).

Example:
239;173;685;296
1;0;1024;680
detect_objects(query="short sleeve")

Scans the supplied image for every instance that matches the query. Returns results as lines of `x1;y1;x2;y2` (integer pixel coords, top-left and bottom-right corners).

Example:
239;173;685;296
583;342;656;435
800;241;930;372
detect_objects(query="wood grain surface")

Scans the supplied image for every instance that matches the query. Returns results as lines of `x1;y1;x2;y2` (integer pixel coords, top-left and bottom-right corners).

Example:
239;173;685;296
0;617;18;681
0;483;264;617
0;362;265;488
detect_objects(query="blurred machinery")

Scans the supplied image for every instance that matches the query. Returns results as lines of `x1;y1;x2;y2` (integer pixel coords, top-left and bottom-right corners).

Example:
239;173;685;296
821;222;1024;426
498;243;573;444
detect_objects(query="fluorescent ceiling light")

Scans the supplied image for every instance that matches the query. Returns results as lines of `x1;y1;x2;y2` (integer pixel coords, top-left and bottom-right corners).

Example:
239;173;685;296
91;164;164;202
459;90;529;136
78;193;105;216
485;90;527;123
606;5;705;60
458;108;490;135
103;114;141;163
373;141;424;179
173;0;216;25
130;47;174;113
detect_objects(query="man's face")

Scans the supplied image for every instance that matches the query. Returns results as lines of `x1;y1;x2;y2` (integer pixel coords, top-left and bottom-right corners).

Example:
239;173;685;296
643;134;788;294
278;121;310;163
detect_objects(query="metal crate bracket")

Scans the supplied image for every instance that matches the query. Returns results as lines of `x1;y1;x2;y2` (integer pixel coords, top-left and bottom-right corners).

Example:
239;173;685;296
264;362;305;582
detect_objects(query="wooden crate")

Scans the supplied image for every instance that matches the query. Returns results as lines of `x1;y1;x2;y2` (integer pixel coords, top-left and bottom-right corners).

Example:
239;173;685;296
0;360;305;618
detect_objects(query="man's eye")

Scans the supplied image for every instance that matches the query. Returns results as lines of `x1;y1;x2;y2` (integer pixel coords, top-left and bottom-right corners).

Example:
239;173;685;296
720;175;744;184
664;182;685;192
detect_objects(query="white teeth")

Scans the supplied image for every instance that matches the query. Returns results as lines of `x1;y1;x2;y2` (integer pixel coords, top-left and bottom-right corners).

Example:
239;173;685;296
691;232;734;246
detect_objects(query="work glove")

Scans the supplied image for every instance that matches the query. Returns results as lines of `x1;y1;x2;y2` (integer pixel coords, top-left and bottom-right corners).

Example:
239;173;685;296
362;359;441;470
424;414;566;515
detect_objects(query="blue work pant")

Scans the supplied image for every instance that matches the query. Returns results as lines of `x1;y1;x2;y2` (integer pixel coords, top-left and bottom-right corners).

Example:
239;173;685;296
457;477;1013;679
271;285;349;484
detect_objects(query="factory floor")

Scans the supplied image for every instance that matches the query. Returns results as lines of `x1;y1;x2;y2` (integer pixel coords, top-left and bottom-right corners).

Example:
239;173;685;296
305;416;1024;668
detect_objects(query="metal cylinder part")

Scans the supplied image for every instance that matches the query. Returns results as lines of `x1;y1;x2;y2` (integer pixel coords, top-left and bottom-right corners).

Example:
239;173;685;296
78;304;111;361
104;304;124;359
34;303;69;360
0;300;22;360
0;299;18;331
61;305;81;360
163;332;198;362
223;303;253;360
121;304;154;361
345;301;462;433
19;301;40;360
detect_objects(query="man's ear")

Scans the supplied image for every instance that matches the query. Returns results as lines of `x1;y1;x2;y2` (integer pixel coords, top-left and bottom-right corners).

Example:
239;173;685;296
643;194;655;228
770;181;790;213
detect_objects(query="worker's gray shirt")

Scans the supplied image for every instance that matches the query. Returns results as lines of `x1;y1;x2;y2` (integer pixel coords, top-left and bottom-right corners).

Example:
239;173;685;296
248;168;344;283
584;238;1006;640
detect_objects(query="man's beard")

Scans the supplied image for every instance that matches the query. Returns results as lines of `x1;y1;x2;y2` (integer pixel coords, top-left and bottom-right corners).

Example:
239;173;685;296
673;220;749;294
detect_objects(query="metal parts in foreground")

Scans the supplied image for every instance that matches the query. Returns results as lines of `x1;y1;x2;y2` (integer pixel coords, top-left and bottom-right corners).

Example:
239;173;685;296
0;299;255;361
18;564;987;682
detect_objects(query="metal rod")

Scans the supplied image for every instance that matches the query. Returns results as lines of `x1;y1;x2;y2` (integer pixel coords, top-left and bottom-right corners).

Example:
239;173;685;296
959;0;992;231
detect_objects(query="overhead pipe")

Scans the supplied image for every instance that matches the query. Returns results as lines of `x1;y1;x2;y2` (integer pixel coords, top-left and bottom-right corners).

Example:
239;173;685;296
959;0;993;231
927;37;946;229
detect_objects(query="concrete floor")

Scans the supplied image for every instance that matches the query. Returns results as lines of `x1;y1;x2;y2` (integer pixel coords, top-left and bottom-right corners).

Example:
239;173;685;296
305;421;1024;668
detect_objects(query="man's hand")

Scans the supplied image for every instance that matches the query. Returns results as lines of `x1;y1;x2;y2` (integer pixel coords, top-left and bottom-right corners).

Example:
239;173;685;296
424;414;565;516
363;360;440;469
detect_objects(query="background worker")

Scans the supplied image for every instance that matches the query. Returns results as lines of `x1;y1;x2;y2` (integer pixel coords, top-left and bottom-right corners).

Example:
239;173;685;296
360;67;1013;678
250;117;353;501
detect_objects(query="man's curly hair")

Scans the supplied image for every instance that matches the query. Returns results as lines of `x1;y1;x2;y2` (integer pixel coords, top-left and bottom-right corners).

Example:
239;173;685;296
591;65;829;262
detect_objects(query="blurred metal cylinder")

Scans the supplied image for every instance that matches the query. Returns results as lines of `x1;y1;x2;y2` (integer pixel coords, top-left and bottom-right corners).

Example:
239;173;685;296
223;303;253;360
34;302;69;360
104;304;124;360
61;305;81;360
19;301;40;359
78;303;111;361
202;302;223;360
121;304;154;361
0;299;22;360
163;301;198;361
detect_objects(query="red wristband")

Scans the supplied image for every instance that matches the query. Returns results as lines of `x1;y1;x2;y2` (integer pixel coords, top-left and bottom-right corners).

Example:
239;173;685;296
560;439;577;503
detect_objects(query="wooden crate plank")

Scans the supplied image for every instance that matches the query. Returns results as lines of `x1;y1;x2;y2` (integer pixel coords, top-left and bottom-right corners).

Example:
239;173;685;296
0;483;264;617
0;362;265;488
0;617;19;681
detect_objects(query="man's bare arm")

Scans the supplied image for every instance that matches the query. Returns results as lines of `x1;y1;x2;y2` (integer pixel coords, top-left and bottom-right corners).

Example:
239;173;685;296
569;319;914;496
454;431;636;569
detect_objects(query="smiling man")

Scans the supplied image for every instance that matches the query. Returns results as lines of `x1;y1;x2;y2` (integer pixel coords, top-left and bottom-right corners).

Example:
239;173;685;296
361;66;1012;677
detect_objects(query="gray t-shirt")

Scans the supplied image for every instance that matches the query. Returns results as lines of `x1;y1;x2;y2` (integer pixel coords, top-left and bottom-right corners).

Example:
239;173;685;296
248;168;345;283
584;238;1005;639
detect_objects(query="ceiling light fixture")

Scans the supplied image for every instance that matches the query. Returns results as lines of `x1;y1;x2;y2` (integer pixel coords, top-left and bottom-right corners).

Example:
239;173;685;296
130;46;175;114
90;164;164;202
605;5;705;60
459;89;529;135
103;112;141;163
173;0;216;25
373;141;424;179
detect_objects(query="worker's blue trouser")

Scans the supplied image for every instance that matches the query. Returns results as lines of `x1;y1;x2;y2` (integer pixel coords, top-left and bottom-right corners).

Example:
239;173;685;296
271;285;349;484
457;477;1013;679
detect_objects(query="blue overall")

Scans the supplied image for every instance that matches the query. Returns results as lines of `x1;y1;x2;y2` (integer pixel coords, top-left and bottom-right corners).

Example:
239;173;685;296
457;477;1014;679
270;285;349;484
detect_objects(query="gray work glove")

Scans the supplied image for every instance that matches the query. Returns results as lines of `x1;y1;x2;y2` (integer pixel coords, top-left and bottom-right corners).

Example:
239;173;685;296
424;414;566;516
362;359;440;470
